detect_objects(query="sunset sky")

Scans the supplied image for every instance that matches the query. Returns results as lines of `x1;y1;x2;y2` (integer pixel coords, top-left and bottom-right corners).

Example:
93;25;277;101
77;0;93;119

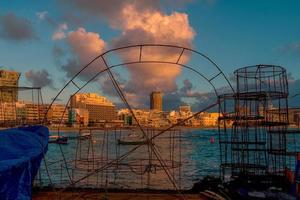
0;0;300;110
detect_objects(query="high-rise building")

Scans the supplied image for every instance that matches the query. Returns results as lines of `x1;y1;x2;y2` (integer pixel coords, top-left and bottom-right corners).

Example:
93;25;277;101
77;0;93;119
0;69;20;102
70;93;117;123
150;91;163;111
0;69;20;124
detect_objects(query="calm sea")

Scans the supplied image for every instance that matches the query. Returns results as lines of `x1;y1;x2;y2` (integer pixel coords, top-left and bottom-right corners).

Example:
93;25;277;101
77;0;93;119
36;129;221;190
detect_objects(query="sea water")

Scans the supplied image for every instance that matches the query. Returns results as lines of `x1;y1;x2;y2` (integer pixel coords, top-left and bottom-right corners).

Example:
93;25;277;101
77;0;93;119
37;129;222;190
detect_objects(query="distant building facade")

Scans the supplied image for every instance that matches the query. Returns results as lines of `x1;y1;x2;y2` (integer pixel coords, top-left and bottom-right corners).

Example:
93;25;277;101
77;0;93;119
198;112;219;127
70;93;117;124
15;102;70;126
150;91;163;111
47;104;69;125
68;108;89;126
15;101;48;124
0;69;20;102
179;105;191;114
0;69;20;124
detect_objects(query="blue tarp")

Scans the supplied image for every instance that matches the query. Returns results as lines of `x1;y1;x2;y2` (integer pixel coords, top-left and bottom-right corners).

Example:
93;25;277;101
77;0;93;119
0;125;49;200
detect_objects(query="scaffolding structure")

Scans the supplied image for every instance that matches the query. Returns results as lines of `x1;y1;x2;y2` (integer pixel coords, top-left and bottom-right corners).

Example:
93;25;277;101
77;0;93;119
218;65;299;183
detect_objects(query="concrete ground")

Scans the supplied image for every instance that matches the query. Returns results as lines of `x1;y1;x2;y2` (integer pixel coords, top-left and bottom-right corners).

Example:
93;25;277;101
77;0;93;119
32;191;206;200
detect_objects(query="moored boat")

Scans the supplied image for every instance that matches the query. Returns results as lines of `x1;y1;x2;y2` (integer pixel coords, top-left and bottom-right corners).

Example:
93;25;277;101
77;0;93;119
49;135;68;144
117;129;147;145
0;125;49;199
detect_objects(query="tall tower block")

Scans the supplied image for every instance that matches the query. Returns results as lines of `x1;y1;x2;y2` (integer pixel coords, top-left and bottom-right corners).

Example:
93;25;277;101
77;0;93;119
150;91;163;111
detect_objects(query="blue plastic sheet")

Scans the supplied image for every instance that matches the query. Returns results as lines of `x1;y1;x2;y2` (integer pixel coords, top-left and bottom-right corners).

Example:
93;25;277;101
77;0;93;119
0;126;49;200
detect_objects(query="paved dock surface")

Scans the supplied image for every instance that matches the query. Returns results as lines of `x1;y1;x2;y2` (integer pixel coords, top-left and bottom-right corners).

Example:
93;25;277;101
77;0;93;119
33;192;205;200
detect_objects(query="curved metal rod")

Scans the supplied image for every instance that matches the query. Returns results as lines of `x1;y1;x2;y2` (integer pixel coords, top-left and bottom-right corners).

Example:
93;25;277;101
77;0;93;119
51;60;227;135
49;60;224;189
44;44;234;122
44;44;233;194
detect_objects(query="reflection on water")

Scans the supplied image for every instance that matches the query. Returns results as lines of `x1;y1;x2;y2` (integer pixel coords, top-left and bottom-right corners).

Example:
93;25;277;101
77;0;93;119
36;129;220;190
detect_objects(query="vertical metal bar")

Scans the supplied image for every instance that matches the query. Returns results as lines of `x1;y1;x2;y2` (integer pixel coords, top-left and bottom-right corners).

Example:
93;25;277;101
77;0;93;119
139;45;143;62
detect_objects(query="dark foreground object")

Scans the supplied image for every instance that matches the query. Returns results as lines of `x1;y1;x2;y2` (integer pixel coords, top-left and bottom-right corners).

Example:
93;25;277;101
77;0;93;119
0;126;49;200
191;175;297;200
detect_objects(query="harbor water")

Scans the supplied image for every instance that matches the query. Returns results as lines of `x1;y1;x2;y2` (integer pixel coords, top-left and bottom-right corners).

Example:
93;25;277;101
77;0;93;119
37;129;220;190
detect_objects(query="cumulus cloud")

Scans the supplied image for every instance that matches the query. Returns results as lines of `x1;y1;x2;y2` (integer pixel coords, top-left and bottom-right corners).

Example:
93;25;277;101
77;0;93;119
163;79;219;111
56;1;196;109
52;23;68;40
111;4;195;104
178;79;204;97
61;0;198;25
116;4;195;41
36;11;48;20
25;69;55;89
100;72;126;97
67;27;105;62
112;4;195;48
0;12;36;42
60;27;106;79
164;79;234;111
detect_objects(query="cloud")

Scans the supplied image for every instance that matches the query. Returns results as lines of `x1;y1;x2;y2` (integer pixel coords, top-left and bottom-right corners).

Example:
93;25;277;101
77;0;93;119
66;27;105;62
61;0;198;25
107;78;220;111
285;78;300;108
111;4;195;104
36;11;58;27
179;79;217;111
163;92;185;111
165;79;232;112
61;0;161;25
60;27;106;79
52;44;65;58
116;5;195;40
52;23;68;40
52;44;66;66
25;69;55;89
287;72;295;83
36;11;48;20
178;79;204;97
0;12;36;42
56;1;196;108
100;72;126;97
278;42;300;54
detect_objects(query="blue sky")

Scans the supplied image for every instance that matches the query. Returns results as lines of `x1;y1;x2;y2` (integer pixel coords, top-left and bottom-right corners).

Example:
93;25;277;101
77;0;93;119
187;0;300;77
0;0;299;109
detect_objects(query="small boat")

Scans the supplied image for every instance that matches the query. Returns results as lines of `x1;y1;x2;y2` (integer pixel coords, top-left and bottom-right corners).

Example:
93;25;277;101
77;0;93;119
117;129;147;145
49;135;68;144
117;138;147;145
79;132;91;140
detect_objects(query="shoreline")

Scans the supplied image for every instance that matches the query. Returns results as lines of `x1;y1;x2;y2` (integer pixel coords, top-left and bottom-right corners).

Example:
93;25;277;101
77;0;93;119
48;125;219;133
